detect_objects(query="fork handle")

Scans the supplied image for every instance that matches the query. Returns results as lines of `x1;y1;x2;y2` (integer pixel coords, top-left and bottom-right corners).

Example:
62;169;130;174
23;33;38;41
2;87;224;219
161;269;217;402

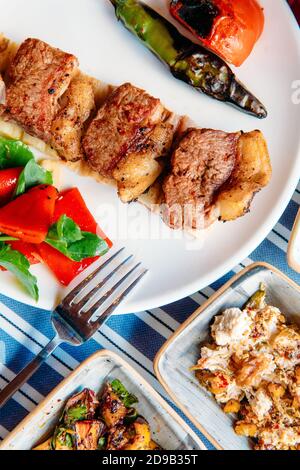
0;336;62;408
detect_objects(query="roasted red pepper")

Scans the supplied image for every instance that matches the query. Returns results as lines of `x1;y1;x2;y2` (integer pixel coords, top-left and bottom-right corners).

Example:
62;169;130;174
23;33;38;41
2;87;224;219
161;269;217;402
9;241;40;265
0;167;23;206
0;184;58;243
38;188;112;286
170;0;265;66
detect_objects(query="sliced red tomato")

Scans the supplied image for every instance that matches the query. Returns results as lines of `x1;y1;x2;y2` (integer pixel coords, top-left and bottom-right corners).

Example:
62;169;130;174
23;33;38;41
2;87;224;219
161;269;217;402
38;188;112;286
0;185;58;244
170;0;265;67
0;167;23;206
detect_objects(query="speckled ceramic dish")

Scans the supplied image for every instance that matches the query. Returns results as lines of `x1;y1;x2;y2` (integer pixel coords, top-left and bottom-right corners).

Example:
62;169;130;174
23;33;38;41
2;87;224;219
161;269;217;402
0;350;205;450
154;263;300;450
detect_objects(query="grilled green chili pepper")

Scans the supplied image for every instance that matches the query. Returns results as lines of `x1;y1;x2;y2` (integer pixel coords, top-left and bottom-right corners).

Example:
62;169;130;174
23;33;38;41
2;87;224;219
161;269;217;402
244;283;267;310
109;0;267;118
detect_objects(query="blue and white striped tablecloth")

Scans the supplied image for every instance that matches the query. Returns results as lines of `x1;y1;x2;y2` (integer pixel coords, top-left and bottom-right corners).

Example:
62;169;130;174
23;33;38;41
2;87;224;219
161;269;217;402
0;0;299;448
0;183;299;450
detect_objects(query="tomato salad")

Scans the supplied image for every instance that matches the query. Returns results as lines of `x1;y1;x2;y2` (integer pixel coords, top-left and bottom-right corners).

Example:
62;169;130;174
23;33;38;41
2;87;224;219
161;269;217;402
0;136;112;301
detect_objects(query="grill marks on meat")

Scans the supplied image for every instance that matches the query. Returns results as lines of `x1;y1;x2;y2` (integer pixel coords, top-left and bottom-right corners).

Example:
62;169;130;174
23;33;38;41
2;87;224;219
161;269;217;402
3;38;78;140
83;83;167;178
50;73;95;161
163;128;241;230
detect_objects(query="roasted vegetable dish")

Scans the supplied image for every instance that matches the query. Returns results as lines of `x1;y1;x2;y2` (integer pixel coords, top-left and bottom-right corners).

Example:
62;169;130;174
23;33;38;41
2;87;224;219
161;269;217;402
193;286;300;450
33;381;161;451
109;0;267;118
169;0;265;67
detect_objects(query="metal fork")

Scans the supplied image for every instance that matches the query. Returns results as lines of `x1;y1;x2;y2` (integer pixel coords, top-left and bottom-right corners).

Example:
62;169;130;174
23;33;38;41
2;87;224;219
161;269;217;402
0;248;147;408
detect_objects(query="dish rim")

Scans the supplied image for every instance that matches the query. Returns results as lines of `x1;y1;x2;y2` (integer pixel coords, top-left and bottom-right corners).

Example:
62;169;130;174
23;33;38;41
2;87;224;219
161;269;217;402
0;349;206;450
288;208;300;274
153;261;300;450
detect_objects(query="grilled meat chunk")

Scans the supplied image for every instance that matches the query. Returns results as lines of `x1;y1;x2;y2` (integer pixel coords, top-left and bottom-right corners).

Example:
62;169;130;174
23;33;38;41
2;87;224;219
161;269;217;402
74;420;105;450
163;128;240;230
3;38;78;140
106;424;130;450
51;73;95;161
83;83;176;200
217;130;272;221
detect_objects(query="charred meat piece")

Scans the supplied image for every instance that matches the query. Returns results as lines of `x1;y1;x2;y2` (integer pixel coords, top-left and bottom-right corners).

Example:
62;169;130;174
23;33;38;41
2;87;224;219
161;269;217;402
100;383;128;428
83;83;176;200
50;73;95;162
74;420;105;450
3;38;78;140
163;128;240;230
217;130;272;221
62;388;99;425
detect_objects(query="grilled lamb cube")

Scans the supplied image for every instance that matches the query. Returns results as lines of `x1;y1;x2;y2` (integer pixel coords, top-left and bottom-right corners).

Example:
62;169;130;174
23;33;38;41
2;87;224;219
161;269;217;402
83;83;176;201
3;38;78;140
50;73;95;161
162;128;240;230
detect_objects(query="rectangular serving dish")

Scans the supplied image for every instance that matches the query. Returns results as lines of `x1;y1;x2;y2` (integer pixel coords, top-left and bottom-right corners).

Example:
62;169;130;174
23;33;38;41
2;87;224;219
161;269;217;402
0;350;205;450
154;262;300;450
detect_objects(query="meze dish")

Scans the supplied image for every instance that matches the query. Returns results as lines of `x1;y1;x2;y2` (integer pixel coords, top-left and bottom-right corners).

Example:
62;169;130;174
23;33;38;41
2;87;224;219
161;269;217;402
34;380;160;451
109;0;267;118
0;34;272;236
0;136;112;300
192;285;300;450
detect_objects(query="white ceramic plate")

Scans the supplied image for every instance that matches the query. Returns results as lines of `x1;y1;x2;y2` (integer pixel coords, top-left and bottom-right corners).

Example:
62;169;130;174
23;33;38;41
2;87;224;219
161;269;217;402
154;263;300;450
288;209;300;273
0;0;299;312
0;350;205;450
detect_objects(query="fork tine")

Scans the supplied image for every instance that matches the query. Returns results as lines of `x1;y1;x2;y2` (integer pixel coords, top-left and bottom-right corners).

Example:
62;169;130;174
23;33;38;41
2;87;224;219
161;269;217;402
90;269;148;330
62;247;125;306
81;262;142;319
74;254;134;312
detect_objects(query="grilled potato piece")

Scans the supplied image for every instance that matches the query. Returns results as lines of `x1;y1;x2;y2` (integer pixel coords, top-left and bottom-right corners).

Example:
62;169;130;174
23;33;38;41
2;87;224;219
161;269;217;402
106;424;130;450
74;420;105;450
123;418;152;450
217;131;272;221
33;438;52;451
100;383;128;428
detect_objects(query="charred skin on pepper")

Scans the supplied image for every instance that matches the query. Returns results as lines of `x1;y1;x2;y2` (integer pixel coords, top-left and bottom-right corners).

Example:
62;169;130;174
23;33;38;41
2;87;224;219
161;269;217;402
109;0;267;118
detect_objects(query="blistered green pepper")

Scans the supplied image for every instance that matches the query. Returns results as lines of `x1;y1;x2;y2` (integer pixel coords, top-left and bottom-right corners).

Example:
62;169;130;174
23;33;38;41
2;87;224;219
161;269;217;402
244;283;267;310
109;0;267;118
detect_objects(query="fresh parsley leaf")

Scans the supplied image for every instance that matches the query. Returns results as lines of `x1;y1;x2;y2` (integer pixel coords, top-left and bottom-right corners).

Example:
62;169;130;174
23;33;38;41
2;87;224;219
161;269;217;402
110;379;138;408
0;137;34;169
14;159;53;197
0;242;38;301
46;215;109;262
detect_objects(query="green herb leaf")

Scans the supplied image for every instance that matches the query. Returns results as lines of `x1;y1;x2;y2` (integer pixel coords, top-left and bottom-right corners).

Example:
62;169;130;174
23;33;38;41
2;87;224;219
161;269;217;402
65;405;88;424
98;436;106;450
14;159;53;197
0;235;18;241
0;137;34;169
110;379;138;408
0;242;38;301
46;215;109;262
